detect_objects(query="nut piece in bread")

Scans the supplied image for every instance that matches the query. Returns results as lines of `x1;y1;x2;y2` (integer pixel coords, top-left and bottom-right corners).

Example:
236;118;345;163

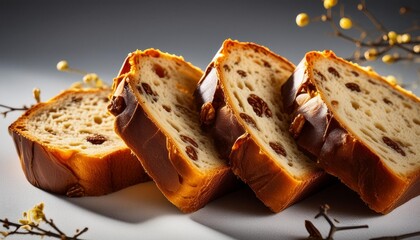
196;39;328;212
282;50;420;214
9;88;149;197
108;49;237;213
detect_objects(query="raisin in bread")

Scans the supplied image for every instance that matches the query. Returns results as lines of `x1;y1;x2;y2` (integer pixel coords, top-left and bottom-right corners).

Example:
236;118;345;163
282;50;420;214
195;39;328;212
8;88;149;197
108;49;237;213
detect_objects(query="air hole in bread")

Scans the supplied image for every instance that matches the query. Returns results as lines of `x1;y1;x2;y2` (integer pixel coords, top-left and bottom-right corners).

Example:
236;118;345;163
374;122;386;132
79;129;92;134
237;81;244;90
234;56;241;65
402;102;412;109
51;113;62;119
93;116;102;124
364;110;372;117
253;59;261;66
153;79;161;87
233;91;244;110
262;60;271;68
351;101;360;110
168;120;180;132
162;105;171;112
413;118;420;126
360;128;378;143
370;98;377;103
383;98;393;105
244;81;254;91
44;127;56;135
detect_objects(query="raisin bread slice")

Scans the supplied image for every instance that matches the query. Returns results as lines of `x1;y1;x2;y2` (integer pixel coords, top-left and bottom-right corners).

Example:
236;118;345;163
282;50;420;214
195;39;328;212
108;49;237;213
9;88;149;197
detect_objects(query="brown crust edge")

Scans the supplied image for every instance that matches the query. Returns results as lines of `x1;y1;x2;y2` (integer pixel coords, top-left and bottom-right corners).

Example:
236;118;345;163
282;50;420;214
8;89;149;197
231;134;329;212
110;51;237;213
196;40;328;212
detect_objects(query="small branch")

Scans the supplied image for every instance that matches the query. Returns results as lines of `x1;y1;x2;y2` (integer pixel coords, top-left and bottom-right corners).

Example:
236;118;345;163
306;204;368;240
0;104;30;118
370;231;420;240
0;203;88;240
359;1;389;34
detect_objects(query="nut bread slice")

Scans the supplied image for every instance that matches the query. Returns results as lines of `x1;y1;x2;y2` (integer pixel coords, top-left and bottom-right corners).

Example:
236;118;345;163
282;50;420;214
9;88;149;197
108;49;237;213
196;40;328;212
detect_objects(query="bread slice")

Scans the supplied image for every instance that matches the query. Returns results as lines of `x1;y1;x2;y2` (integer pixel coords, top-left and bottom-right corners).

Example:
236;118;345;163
9;88;149;197
282;50;420;214
195;39;328;212
108;49;237;213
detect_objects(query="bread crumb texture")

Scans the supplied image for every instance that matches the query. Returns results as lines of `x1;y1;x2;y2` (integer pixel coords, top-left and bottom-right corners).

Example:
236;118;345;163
218;41;317;179
15;90;126;156
132;50;225;171
309;52;420;177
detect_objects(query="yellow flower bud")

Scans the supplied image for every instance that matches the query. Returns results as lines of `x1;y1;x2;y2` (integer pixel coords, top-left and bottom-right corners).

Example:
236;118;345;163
20;225;32;231
33;88;41;103
400;33;411;43
387;31;397;41
56;60;69;71
83;73;98;84
323;0;338;9
339;17;352;30
364;48;377;61
296;13;310;27
19;219;29;225
382;54;395;64
414;45;420;53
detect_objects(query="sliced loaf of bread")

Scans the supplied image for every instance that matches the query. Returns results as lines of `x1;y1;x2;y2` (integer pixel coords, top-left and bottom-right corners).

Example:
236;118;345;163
282;50;420;213
9;88;149;197
108;49;237;213
195;40;328;212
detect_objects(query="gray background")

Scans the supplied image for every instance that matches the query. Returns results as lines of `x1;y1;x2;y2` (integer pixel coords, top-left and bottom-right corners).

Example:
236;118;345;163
1;0;419;98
